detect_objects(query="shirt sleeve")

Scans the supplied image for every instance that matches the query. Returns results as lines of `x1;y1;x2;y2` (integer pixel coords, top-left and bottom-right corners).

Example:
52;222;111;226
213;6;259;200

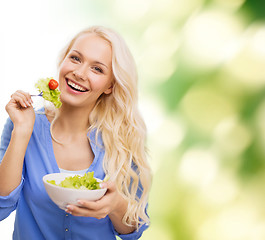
0;118;24;221
0;118;13;160
113;222;149;240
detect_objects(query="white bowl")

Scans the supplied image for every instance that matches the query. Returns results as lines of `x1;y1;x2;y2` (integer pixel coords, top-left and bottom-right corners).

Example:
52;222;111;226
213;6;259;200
43;173;107;210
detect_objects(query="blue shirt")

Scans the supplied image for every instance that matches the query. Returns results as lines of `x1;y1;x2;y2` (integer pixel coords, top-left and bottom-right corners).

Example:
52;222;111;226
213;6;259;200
0;111;148;240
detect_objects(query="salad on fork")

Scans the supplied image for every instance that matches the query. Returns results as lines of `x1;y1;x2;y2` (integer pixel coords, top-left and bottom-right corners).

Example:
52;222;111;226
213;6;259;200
34;77;62;108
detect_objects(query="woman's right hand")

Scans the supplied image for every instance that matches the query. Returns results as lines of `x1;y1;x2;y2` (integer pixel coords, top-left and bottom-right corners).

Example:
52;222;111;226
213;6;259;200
0;91;35;196
5;90;35;134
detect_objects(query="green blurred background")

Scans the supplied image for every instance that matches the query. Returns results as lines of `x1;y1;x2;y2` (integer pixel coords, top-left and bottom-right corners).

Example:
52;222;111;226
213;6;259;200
1;0;265;239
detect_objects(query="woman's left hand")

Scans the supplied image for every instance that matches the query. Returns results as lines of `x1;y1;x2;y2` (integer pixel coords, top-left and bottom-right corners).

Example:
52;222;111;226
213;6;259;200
65;181;124;219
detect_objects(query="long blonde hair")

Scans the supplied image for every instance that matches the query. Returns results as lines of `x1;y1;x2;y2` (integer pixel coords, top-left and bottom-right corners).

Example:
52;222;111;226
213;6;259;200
57;26;152;229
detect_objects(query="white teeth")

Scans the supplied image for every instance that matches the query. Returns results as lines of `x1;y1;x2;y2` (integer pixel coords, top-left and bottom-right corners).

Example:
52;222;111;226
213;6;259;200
67;80;86;92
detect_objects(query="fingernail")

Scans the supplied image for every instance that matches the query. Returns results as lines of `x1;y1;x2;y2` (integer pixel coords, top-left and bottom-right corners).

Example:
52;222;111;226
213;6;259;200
67;205;73;210
65;209;71;214
77;200;83;205
100;183;105;189
27;101;31;106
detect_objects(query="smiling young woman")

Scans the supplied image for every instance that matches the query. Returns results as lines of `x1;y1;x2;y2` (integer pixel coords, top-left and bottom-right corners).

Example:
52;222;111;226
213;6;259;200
0;26;152;240
58;33;114;109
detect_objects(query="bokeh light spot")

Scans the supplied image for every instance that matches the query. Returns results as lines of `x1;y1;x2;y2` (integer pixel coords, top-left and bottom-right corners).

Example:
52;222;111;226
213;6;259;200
180;86;236;132
182;8;243;70
178;148;218;188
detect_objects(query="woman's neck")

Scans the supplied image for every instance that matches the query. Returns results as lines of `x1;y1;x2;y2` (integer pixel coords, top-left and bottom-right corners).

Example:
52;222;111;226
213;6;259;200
51;105;92;141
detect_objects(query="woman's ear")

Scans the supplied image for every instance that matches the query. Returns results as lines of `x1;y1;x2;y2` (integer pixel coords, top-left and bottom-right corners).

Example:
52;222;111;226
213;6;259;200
104;85;113;95
104;82;113;95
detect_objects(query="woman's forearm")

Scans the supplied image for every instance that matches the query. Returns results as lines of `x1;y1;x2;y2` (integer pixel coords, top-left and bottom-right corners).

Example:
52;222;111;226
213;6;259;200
0;126;32;196
108;196;136;235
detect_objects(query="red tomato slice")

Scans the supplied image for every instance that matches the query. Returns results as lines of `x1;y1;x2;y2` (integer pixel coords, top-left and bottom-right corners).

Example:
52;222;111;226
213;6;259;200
48;79;59;90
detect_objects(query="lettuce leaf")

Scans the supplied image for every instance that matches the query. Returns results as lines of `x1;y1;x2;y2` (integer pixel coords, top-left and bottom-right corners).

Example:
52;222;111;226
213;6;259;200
47;172;100;190
35;77;62;108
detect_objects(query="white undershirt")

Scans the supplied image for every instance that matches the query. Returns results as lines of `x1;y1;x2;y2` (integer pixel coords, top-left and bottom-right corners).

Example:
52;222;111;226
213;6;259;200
59;168;89;175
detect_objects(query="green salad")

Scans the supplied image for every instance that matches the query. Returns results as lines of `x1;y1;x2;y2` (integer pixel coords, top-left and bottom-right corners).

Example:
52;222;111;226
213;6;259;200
47;172;100;190
35;77;62;108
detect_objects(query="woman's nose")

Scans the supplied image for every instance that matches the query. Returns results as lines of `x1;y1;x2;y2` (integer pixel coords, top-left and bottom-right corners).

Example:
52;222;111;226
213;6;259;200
73;65;88;81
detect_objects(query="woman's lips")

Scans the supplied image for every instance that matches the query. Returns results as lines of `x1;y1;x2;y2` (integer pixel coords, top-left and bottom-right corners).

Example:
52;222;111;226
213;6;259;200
65;78;89;95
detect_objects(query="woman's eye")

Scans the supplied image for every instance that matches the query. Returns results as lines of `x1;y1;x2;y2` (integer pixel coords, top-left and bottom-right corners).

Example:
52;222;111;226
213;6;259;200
92;66;103;73
70;56;80;62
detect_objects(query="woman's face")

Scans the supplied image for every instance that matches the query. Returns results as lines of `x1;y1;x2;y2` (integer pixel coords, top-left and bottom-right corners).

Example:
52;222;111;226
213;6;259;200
58;33;113;109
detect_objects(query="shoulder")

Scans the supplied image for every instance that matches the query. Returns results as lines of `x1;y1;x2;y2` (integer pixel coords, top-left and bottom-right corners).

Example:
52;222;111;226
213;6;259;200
0;118;14;160
3;117;14;130
34;107;52;127
1;117;14;140
1;108;48;132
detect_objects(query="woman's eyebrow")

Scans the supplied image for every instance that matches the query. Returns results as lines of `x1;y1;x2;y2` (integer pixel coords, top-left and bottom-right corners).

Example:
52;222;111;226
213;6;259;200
72;50;108;69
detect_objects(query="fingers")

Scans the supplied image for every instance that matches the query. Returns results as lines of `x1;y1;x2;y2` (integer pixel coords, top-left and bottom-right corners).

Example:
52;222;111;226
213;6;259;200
66;202;109;219
77;199;103;211
10;90;33;108
100;181;116;192
65;181;118;218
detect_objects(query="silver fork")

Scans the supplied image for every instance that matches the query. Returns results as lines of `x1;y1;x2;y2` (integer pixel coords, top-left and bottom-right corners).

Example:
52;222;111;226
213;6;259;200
30;91;43;97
